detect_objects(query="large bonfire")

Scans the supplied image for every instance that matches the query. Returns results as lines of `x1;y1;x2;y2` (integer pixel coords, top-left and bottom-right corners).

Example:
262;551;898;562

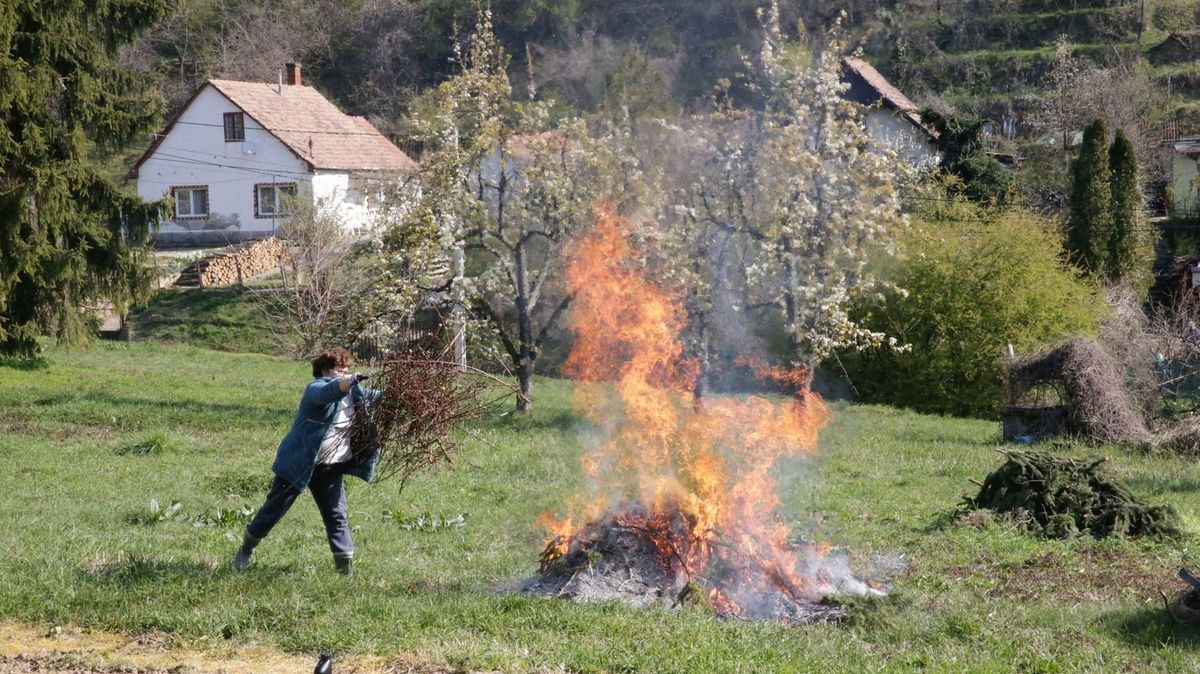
525;209;881;622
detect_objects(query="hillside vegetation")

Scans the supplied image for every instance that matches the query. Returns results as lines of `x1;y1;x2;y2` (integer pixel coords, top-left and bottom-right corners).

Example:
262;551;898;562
121;0;1200;140
865;0;1199;131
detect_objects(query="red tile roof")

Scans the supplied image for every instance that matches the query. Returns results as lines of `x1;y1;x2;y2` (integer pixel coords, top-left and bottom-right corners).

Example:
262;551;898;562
208;79;415;172
130;80;415;177
842;56;929;133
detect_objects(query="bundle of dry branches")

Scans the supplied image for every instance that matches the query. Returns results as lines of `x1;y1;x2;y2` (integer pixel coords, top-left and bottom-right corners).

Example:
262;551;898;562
350;354;499;490
1099;286;1161;418
1008;337;1149;445
1005;291;1200;452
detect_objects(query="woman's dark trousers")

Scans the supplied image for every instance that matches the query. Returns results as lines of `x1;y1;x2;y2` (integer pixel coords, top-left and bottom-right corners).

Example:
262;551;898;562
245;463;354;555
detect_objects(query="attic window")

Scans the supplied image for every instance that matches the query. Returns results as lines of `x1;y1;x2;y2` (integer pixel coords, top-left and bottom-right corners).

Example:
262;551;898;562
223;112;245;142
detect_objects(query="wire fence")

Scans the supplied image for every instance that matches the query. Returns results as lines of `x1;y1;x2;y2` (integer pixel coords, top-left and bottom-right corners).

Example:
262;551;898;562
351;308;447;364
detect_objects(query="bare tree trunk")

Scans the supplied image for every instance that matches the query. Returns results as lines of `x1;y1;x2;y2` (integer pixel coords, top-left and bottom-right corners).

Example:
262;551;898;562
517;360;534;412
693;324;710;411
451;245;466;370
784;248;802;368
514;245;535;412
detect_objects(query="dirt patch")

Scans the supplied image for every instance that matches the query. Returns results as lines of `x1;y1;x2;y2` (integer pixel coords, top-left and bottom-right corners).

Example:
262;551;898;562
0;421;35;436
946;548;1167;604
0;653;192;673
0;420;114;443
0;621;485;674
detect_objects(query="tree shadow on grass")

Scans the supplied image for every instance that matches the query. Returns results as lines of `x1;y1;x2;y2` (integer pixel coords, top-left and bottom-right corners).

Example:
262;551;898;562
1122;474;1200;495
483;407;585;433
1102;604;1200;649
80;555;295;588
21;389;285;429
0;355;50;371
921;508;965;533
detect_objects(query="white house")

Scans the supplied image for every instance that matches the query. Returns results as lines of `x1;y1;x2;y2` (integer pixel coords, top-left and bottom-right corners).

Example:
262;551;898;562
129;64;415;246
841;57;941;168
1170;138;1200;216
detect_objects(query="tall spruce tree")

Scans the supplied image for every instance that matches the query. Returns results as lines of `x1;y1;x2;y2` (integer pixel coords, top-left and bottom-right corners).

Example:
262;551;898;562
1065;119;1113;274
0;0;168;357
1107;129;1140;282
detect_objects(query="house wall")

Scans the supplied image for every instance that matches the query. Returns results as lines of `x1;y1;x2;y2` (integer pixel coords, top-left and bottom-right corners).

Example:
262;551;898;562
1173;153;1200;215
311;171;380;233
864;109;940;168
135;85;390;246
136;86;312;246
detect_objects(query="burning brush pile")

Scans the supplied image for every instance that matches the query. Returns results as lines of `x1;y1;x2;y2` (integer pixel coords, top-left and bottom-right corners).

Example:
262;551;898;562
522;211;883;623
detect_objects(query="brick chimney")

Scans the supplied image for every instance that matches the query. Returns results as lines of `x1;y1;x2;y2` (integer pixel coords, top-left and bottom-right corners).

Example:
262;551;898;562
285;63;301;86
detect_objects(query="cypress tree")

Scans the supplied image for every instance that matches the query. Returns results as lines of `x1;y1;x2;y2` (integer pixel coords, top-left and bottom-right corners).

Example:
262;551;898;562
0;0;169;357
1107;129;1140;282
1065;119;1113;274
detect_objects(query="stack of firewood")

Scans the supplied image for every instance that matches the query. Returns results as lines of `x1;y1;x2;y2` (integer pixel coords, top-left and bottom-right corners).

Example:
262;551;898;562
176;238;287;287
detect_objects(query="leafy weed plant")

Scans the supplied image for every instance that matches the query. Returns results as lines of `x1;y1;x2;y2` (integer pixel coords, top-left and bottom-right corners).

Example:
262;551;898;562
115;432;180;456
383;510;468;532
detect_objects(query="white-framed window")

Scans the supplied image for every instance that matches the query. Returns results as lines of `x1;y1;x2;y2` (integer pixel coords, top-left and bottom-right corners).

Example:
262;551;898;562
223;112;245;142
255;183;297;218
172;186;209;218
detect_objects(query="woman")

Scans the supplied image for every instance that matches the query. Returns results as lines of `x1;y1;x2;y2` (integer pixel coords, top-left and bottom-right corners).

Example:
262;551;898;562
234;347;379;575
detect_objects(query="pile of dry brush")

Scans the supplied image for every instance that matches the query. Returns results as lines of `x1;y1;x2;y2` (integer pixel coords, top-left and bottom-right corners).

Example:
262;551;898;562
1008;338;1150;445
1006;289;1200;452
350;353;498;490
965;449;1181;540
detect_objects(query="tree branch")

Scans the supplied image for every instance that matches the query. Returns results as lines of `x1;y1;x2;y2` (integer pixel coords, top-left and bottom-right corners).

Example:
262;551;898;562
535;294;572;349
475;297;520;364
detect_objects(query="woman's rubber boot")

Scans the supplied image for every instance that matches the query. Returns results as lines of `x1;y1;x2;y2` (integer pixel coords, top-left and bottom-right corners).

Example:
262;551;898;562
233;532;260;571
333;552;354;576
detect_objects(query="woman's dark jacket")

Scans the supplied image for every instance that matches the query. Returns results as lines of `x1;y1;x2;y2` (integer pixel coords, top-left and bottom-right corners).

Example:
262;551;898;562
272;376;381;490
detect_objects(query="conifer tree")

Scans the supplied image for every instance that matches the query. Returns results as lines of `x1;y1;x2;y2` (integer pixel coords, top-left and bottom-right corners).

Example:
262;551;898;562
1107;129;1141;282
1065;119;1113;274
920;108;1013;205
0;0;168;357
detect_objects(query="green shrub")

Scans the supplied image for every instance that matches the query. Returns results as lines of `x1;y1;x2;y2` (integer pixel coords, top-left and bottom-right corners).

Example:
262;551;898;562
839;200;1104;417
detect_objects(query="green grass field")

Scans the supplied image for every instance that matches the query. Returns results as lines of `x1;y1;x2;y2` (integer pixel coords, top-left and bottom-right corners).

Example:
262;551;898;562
126;288;292;356
2;342;1200;672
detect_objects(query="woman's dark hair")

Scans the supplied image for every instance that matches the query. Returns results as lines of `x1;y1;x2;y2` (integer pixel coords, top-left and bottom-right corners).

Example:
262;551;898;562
312;348;353;377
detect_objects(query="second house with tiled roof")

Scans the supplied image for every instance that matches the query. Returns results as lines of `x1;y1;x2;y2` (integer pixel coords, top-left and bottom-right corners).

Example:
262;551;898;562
841;57;941;168
129;63;416;246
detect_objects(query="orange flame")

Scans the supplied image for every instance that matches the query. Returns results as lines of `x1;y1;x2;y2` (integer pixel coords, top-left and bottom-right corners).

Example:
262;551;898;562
545;207;833;610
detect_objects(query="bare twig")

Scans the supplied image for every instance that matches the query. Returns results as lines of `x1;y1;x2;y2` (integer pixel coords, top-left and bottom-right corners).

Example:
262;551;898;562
350;350;503;490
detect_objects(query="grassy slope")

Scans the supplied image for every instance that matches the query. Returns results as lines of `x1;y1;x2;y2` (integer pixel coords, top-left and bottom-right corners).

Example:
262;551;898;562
1;342;1199;672
126;287;292;356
